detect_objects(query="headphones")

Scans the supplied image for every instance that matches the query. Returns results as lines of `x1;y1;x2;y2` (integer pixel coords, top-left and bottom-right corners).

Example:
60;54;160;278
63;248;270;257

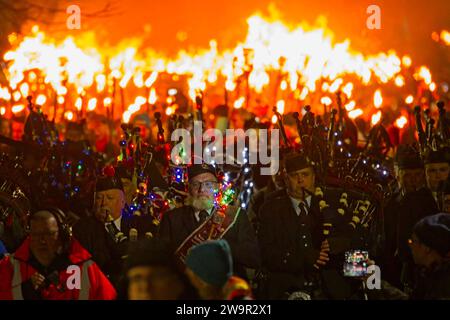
27;207;72;252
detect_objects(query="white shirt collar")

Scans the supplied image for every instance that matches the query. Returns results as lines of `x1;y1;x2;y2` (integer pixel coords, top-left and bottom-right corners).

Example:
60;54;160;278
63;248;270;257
289;195;311;216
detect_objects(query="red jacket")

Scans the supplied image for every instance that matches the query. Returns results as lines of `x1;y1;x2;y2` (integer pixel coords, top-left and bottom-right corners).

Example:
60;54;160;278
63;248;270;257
0;237;116;300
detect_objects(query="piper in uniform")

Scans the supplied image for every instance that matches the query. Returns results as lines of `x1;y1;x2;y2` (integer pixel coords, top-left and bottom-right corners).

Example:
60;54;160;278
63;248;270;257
257;153;330;299
72;168;156;285
158;163;260;275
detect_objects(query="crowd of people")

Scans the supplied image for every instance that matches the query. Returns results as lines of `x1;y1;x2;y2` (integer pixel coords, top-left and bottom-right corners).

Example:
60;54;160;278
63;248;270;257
0;99;449;301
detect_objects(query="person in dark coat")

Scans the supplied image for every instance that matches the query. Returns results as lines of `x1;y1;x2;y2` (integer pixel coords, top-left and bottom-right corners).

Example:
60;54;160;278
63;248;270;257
370;213;450;300
388;149;440;292
158;164;260;275
408;213;450;299
424;149;450;206
380;145;430;287
247;158;285;233
257;153;333;299
72;168;156;285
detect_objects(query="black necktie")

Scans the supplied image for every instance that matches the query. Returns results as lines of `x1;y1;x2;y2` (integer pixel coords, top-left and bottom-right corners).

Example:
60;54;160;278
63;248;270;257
298;201;308;216
198;210;209;223
106;221;120;239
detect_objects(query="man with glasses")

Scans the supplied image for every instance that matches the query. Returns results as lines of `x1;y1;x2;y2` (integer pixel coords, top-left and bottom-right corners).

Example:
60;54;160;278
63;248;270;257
158;163;260;275
0;209;116;300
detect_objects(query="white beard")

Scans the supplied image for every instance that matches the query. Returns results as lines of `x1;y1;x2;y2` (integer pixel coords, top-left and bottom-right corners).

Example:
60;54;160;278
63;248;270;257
188;195;214;211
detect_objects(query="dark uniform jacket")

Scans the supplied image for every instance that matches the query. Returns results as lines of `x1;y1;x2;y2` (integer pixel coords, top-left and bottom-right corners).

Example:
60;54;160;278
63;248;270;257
72;213;156;285
396;188;438;259
248;188;284;233
158;205;261;272
257;190;324;299
257;189;354;299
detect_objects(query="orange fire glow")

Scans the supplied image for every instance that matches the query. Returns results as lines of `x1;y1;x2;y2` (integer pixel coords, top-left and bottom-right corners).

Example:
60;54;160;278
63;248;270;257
0;12;440;126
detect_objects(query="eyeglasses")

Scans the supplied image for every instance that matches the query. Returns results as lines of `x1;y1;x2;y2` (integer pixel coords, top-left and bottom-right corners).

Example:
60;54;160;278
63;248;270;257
189;181;219;192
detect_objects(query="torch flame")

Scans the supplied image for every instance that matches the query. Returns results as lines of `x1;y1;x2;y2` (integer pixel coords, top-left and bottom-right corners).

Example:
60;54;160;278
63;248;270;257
320;96;332;106
225;79;236;91
13;91;21;102
0;13;437;123
402;55;412;68
57;87;68;95
345;101;356;111
276;100;285;114
405;95;414;105
329;78;343;93
371;110;382;126
120;72;133;89
87;98;97;111
65;111;74;121
433;30;450;46
394;75;405;87
429;82;436;92
0;88;11;101
96;74;106;92
348;108;363;119
145;71;158;88
395;116;408;129
36;94;47;106
133;72;144;88
234;97;245;109
342;82;353;98
135;96;147;106
148;88;157;104
166;106;174;116
12;104;25;113
373;89;383;108
299;87;309;100
415;66;432;85
103;97;112;107
441;30;450;45
123;110;131;123
19;83;29;97
271;114;277;124
75;97;82;111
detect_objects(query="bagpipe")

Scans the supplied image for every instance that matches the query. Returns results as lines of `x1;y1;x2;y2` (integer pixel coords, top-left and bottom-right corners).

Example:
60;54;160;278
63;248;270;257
0;152;32;251
174;166;246;267
115;117;170;224
273;98;397;253
414;100;450;159
0;96;101;249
